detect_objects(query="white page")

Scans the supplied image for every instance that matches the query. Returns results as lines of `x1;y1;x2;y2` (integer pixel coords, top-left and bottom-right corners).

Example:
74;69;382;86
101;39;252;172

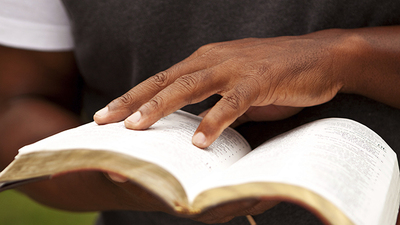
191;118;398;225
18;110;251;192
378;163;400;225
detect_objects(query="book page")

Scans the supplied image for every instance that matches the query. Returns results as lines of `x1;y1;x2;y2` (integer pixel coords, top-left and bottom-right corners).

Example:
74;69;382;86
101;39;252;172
191;118;399;225
17;110;251;192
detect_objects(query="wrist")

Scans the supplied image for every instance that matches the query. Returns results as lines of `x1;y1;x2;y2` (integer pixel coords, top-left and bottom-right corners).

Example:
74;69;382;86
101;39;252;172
329;29;372;95
331;26;400;108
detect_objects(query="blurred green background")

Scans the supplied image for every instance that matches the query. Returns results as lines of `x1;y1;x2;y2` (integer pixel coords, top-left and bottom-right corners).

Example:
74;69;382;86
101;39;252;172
0;190;97;225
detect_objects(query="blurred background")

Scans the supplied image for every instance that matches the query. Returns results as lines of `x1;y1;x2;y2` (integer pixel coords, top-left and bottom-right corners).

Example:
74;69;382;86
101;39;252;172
0;190;97;225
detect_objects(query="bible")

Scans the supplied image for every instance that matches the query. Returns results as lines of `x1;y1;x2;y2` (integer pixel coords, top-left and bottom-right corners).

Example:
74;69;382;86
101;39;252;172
0;110;399;225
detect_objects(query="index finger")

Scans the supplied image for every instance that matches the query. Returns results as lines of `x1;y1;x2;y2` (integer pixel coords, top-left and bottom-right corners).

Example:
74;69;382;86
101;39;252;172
93;55;209;125
122;67;225;132
93;40;247;125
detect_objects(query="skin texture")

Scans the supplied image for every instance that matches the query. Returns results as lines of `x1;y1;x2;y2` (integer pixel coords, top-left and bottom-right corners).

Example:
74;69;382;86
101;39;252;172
1;26;400;224
0;46;81;170
94;27;400;149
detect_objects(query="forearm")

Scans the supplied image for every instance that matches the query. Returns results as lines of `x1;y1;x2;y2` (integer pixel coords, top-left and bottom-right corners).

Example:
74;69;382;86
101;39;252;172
335;26;400;108
0;97;81;170
0;46;171;213
0;97;84;209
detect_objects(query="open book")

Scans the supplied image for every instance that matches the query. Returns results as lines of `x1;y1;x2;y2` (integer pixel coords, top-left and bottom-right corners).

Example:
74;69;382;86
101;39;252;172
0;110;399;225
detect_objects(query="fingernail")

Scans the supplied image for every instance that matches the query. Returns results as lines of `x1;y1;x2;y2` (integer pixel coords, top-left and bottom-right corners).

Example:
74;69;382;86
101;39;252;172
126;111;141;124
95;107;108;118
192;132;207;147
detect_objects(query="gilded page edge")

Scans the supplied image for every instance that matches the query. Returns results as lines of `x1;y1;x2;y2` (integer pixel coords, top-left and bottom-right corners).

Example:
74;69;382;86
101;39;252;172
0;149;189;211
191;182;354;225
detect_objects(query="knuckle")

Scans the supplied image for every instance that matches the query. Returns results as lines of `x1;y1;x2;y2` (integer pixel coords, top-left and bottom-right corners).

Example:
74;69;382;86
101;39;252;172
243;61;272;78
148;97;162;109
151;70;170;88
234;82;254;99
107;92;136;112
119;93;134;105
197;42;219;54
222;82;258;112
112;92;135;107
175;74;199;92
240;75;262;102
223;93;242;111
174;73;207;104
146;96;165;116
141;96;165;118
252;64;270;77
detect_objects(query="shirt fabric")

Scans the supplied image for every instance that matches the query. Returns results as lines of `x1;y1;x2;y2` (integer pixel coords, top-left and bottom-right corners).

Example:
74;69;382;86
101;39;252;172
60;1;400;224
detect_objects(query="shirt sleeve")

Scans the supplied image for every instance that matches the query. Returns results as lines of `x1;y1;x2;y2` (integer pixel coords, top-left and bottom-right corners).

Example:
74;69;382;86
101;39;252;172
0;0;74;51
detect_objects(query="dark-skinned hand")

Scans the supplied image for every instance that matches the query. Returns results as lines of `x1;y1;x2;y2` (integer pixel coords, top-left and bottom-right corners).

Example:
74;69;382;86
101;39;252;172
94;29;352;148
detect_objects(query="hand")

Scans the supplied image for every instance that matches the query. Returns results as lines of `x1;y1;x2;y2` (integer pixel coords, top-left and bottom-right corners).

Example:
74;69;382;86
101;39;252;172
199;105;303;128
219;105;303;128
94;29;350;148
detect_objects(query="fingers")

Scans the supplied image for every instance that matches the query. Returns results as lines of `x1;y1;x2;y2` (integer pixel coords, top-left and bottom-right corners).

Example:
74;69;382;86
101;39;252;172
124;69;222;130
96;65;264;149
95;38;299;149
123;75;260;148
231;105;304;127
94;58;208;124
94;39;258;126
192;79;260;148
93;41;232;125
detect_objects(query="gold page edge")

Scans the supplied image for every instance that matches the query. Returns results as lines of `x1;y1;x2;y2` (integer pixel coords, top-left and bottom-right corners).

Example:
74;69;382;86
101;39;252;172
0;149;189;211
192;182;354;225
